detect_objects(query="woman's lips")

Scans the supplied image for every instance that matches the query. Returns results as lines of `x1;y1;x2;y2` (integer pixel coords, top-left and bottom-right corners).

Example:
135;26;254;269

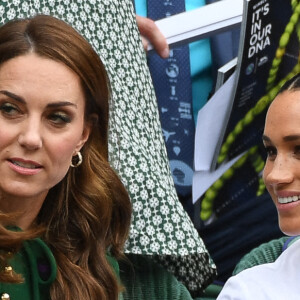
7;158;43;175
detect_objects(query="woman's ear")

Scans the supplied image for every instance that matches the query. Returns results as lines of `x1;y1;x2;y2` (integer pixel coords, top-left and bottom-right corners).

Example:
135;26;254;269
74;127;90;154
74;115;97;153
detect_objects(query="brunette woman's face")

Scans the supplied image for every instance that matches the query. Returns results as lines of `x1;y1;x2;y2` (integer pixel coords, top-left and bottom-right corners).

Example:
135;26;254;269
0;53;90;201
263;90;300;235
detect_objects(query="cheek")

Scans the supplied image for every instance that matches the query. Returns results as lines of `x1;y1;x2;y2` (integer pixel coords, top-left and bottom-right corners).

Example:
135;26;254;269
47;135;82;166
262;163;275;195
0;127;16;151
262;164;269;185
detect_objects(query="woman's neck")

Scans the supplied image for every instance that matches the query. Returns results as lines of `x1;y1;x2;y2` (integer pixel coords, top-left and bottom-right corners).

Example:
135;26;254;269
0;192;46;230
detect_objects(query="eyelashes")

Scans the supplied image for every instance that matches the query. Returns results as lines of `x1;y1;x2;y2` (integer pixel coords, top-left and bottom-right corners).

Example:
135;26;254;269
0;102;20;117
0;101;73;126
48;112;72;125
294;145;300;155
263;144;300;160
264;145;277;158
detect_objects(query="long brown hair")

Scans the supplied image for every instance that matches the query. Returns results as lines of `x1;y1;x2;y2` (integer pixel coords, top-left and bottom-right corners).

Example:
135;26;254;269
0;15;132;299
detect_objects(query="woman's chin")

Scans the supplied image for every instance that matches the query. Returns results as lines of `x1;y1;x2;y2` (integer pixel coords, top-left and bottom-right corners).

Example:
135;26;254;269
280;224;300;236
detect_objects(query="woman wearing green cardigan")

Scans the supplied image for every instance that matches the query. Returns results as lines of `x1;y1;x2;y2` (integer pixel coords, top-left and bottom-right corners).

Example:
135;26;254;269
0;15;132;299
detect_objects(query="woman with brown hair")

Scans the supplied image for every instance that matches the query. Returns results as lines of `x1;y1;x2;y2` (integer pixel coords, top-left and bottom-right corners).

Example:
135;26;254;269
0;14;131;300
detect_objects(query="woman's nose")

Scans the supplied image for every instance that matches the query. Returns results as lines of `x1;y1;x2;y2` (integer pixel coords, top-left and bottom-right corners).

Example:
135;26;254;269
17;117;43;150
264;156;294;186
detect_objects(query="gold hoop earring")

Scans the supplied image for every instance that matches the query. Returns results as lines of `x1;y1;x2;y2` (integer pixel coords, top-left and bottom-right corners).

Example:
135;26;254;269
71;152;82;168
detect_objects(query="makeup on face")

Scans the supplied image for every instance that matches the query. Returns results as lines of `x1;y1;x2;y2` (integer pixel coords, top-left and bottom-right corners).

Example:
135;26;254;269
263;90;300;235
0;53;90;205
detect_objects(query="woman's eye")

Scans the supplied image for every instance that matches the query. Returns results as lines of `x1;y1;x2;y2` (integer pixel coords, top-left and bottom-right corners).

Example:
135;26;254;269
48;112;71;125
0;102;20;116
264;146;277;159
294;145;300;155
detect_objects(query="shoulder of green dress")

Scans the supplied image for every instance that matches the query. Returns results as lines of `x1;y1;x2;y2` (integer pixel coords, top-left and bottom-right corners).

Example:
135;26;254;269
0;237;56;300
5;226;57;285
106;253;120;276
106;253;124;300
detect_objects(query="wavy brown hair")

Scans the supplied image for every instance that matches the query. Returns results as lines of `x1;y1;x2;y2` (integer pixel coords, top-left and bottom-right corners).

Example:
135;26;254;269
0;15;132;299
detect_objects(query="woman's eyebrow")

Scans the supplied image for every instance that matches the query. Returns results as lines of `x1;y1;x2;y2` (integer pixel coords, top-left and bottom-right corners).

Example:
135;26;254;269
282;135;300;142
262;134;300;142
0;90;25;103
46;101;77;108
262;135;271;142
0;90;77;109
